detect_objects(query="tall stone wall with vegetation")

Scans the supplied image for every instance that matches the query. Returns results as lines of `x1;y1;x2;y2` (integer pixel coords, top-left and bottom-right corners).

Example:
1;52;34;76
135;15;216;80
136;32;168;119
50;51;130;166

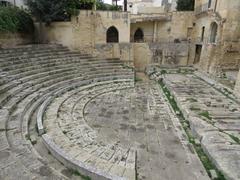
0;7;34;47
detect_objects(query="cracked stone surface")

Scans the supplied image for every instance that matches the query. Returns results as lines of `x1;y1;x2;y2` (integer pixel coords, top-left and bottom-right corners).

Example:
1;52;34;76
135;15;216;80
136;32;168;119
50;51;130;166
162;73;240;180
84;81;209;180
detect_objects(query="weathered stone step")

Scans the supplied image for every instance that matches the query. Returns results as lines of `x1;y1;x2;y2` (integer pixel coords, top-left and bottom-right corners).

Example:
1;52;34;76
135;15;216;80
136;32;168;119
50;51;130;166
0;47;70;59
0;44;65;55
4;60;126;77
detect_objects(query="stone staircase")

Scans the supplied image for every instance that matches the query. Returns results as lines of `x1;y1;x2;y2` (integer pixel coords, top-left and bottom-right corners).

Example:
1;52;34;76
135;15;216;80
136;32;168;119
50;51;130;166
0;44;135;180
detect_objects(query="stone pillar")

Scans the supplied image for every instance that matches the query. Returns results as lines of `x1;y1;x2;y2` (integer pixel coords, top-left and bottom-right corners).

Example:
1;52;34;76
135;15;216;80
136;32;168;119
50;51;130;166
153;21;158;42
234;69;240;97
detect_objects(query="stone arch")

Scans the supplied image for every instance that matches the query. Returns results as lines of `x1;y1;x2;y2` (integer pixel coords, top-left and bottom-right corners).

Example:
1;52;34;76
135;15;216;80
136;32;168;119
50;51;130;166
134;28;144;42
210;22;218;43
106;26;119;43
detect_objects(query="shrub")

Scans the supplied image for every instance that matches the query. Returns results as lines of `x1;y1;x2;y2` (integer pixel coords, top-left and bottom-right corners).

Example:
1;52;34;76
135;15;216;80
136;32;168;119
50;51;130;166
0;6;34;33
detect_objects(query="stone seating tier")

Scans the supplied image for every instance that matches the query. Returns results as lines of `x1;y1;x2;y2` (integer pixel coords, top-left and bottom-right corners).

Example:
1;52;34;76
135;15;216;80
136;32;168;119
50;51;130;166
0;44;135;180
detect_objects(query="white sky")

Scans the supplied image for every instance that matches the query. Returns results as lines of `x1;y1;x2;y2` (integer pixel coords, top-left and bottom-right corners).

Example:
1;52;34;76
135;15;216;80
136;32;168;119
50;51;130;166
103;0;172;6
104;0;124;5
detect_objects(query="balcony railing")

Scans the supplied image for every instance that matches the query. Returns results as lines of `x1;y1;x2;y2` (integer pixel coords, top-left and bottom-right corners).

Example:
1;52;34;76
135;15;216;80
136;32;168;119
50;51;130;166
130;13;171;23
195;3;209;15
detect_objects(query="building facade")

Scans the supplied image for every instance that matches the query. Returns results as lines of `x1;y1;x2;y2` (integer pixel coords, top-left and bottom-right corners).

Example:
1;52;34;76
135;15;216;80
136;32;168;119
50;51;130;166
0;0;27;8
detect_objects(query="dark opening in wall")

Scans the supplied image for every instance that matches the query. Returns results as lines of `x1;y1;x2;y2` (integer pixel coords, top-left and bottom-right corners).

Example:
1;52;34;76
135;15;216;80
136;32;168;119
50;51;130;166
106;26;119;43
134;28;144;42
201;26;205;42
210;22;218;43
208;0;212;8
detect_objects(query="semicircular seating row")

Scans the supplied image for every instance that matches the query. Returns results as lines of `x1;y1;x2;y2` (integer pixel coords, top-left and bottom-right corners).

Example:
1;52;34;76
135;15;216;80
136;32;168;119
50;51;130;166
0;44;135;180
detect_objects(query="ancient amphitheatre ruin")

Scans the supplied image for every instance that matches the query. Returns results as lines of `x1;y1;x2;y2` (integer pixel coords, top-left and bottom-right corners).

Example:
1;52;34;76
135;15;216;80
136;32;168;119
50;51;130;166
0;0;240;180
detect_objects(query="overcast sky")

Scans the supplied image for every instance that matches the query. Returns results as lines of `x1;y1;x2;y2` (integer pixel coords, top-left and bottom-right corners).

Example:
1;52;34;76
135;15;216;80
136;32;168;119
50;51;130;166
104;0;124;5
103;0;172;6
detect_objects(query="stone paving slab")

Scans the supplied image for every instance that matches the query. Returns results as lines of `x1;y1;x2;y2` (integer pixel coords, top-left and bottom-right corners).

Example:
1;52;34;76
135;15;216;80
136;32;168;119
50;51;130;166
162;73;240;180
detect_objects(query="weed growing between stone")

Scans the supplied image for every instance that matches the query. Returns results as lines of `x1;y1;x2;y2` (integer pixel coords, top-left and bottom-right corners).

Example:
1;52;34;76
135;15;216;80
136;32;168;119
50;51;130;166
135;76;142;82
228;134;240;144
159;80;226;180
198;111;212;120
69;169;91;180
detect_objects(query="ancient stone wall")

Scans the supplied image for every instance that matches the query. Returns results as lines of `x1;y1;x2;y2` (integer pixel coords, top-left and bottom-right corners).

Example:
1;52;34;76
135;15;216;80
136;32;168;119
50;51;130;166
34;22;74;49
36;10;130;54
94;43;134;65
167;12;194;42
131;21;155;42
191;0;240;74
133;42;190;71
130;11;194;43
0;33;33;48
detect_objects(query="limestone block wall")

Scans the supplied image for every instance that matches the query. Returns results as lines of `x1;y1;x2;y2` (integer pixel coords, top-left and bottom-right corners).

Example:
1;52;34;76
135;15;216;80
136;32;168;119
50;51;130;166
133;43;152;71
190;0;240;74
91;42;190;71
168;12;194;42
131;21;155;42
35;22;74;49
94;43;134;65
130;11;194;43
35;10;130;54
0;33;33;48
133;42;190;71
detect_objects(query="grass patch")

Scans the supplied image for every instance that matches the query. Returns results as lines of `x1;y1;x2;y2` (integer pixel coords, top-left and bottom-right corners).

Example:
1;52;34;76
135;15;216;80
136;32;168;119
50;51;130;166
135;76;142;82
177;68;194;74
31;140;37;145
223;88;232;95
160;82;183;118
160;69;167;74
194;144;225;180
228;134;240;144
159;80;226;180
190;106;201;111
25;134;31;140
198;111;212;120
70;169;91;180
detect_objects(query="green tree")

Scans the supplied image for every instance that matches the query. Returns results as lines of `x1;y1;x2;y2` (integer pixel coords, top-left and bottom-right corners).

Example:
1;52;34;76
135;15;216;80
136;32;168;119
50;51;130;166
176;0;195;11
0;7;34;33
27;0;74;25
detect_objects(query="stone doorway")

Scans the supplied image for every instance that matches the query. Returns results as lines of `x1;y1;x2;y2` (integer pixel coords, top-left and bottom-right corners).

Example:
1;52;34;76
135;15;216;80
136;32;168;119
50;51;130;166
194;44;202;64
106;26;119;43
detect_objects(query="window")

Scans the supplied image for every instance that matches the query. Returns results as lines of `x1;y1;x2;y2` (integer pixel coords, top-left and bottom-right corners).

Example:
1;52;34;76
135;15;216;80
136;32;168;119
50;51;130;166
106;26;119;43
201;26;205;42
134;28;144;42
210;22;218;43
208;0;212;8
0;1;11;6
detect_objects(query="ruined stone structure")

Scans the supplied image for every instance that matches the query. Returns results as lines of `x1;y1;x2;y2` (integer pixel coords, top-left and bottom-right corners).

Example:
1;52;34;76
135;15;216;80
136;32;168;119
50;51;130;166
191;0;240;75
0;0;240;179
